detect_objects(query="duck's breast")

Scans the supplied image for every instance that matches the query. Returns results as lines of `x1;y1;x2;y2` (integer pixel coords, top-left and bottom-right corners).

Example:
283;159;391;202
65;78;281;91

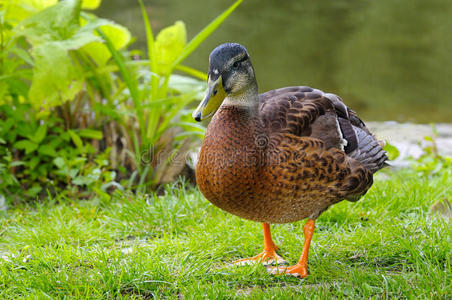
196;106;270;220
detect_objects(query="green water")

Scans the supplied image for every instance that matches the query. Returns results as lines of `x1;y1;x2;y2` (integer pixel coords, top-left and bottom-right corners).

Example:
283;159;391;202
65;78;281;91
96;0;452;123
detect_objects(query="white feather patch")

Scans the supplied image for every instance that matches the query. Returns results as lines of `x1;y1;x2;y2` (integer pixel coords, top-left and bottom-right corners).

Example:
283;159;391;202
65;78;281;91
335;117;348;151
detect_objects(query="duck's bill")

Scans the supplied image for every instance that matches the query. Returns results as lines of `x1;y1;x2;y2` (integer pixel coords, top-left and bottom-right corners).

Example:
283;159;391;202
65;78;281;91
193;76;227;122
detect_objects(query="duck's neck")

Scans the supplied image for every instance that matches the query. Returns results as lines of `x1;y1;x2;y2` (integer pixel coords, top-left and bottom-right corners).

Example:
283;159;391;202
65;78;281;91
208;85;265;150
221;84;259;113
206;83;264;150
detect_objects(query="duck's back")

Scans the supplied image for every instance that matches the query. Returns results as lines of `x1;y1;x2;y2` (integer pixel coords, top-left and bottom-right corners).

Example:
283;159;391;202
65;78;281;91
259;86;387;177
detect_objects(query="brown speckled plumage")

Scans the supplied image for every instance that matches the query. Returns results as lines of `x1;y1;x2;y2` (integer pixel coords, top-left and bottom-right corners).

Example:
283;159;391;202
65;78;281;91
196;86;387;224
193;43;388;278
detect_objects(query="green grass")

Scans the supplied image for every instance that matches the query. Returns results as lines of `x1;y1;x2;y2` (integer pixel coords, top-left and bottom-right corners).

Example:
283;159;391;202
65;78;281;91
0;167;451;299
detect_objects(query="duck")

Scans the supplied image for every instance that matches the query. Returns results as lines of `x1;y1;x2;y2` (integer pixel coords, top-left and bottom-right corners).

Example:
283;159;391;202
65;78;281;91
192;43;388;278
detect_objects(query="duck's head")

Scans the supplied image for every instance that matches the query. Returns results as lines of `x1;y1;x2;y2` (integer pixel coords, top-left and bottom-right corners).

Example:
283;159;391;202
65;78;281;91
193;43;256;122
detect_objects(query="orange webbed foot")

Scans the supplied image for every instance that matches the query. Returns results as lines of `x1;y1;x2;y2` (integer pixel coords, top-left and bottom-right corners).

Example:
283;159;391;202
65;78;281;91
266;263;308;278
233;223;287;266
266;219;315;279
233;249;287;266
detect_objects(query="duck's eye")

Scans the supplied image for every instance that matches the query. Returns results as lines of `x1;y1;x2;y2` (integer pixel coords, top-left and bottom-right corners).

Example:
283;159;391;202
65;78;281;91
232;61;240;68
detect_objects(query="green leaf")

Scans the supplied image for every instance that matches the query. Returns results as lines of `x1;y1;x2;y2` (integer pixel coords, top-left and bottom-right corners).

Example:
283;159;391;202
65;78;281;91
155;21;187;75
38;144;58;157
0;82;8;103
174;122;206;132
32;125;47;144
97;27;144;149
175;65;207;81
13;0;82;45
29;43;83;109
72;175;91;185
53;157;66;169
68;130;83;151
10;47;34;66
69;168;79;179
72;169;99;185
14;140;38;154
82;0;101;10
383;142;400;161
82;22;131;66
96;28;139;103
138;0;158;98
14;0;111;110
28;156;40;170
174;131;205;141
0;138;6;144
3;0;58;25
25;186;42;197
169;74;206;96
10;161;25;167
78;129;103;140
68;157;86;167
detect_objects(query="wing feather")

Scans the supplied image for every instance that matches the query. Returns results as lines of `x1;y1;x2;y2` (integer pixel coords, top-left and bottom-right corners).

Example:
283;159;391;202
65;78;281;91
258;85;388;177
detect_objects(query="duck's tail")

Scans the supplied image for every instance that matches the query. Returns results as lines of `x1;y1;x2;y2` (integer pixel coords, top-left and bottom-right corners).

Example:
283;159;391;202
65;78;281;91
347;126;388;174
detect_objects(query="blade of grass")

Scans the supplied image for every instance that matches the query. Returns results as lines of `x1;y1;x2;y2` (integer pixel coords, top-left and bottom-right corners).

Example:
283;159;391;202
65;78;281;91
94;30;139;105
137;164;151;192
172;122;206;132
160;0;243;94
96;27;145;159
175;65;207;81
138;0;159;100
140;97;183;108
169;0;243;73
138;0;163;147
154;93;198;141
174;131;205;141
154;0;243;143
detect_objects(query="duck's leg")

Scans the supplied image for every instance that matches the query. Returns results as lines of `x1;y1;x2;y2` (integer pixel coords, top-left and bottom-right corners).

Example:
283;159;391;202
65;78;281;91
267;219;315;278
233;223;286;265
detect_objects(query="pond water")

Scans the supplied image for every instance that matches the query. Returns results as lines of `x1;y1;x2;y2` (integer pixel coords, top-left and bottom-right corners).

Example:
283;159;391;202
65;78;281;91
96;0;452;123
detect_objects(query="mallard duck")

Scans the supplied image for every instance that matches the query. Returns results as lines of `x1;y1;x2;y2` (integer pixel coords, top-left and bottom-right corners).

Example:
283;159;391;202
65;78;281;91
193;43;388;278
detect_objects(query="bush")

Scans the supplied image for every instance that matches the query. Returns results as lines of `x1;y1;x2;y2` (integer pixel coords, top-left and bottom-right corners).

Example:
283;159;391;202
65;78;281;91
0;0;243;204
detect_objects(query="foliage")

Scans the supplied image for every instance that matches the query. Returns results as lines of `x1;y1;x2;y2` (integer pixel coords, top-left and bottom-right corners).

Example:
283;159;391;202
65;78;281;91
0;0;243;203
0;167;450;298
10;0;129;112
382;141;399;161
410;125;452;176
104;0;243;191
0;100;114;203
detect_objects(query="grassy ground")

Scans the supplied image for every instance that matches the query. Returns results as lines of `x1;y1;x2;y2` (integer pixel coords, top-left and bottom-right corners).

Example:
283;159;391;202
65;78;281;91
0;167;451;299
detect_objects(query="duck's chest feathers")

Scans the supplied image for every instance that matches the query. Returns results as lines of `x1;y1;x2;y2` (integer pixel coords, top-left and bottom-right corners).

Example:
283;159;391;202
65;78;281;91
196;107;267;213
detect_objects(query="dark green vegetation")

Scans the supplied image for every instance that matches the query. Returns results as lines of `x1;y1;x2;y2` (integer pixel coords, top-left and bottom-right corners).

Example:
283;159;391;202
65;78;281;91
98;0;452;122
0;166;451;298
0;0;242;203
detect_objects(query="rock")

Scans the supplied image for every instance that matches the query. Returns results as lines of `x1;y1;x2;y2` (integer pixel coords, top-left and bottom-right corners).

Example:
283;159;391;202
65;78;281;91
367;122;452;168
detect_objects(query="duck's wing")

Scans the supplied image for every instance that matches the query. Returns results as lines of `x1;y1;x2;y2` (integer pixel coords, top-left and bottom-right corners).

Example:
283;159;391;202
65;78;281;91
258;86;388;174
259;86;351;150
259;86;333;138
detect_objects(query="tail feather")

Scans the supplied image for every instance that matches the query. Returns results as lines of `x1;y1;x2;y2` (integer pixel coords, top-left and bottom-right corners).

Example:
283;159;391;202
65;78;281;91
348;126;388;173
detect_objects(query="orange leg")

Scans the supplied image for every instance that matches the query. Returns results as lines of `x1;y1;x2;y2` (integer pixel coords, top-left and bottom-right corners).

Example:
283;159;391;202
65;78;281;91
234;223;286;265
267;219;315;278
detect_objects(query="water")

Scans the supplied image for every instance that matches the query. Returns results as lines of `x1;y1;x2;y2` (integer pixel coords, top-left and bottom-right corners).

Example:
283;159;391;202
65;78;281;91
96;0;452;123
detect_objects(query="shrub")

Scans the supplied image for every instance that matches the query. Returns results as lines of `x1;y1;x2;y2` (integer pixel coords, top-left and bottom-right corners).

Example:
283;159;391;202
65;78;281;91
0;0;243;204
